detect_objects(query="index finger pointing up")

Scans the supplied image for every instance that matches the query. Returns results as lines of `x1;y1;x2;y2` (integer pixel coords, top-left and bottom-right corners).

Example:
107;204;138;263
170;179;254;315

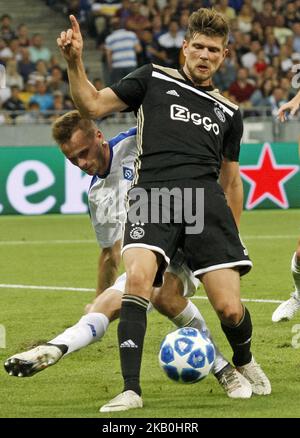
69;15;80;34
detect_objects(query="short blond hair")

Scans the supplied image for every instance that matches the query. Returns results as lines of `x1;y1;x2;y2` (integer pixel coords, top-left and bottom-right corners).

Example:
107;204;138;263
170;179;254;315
186;8;230;46
52;110;96;146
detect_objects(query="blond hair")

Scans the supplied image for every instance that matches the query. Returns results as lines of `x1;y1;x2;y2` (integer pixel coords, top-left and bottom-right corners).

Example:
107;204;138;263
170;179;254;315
52;110;96;146
186;8;230;46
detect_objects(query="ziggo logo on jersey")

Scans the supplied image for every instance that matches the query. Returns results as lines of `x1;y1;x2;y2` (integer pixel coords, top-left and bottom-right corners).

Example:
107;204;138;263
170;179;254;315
170;104;220;135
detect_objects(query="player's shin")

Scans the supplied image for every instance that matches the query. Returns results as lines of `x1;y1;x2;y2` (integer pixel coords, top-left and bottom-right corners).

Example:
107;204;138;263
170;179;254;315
118;294;148;397
49;312;109;355
221;306;252;367
170;300;228;374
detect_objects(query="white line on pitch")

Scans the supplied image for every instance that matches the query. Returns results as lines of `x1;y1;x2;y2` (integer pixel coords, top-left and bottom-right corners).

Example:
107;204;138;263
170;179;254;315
0;239;96;245
0;284;95;292
0;283;284;304
192;296;283;304
0;235;297;245
244;235;298;240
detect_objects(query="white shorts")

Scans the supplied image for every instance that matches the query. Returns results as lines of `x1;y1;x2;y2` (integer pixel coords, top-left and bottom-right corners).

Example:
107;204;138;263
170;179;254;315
108;272;127;294
166;259;200;298
93;221;124;249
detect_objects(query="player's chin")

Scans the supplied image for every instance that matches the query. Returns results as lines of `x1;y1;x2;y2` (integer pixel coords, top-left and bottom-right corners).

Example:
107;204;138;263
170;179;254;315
85;167;95;175
193;71;210;83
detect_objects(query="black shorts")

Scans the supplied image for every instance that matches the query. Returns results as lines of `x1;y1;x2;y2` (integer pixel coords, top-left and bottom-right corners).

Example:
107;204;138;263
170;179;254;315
122;178;252;287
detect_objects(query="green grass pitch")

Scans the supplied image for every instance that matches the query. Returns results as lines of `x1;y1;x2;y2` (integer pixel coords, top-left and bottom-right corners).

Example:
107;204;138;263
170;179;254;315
0;210;300;418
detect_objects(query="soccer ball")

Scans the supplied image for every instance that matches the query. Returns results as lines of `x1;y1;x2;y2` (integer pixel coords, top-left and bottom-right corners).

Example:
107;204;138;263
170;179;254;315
158;327;215;384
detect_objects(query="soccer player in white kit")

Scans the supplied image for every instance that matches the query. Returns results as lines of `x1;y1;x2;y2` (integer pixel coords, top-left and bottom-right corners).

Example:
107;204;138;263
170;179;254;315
4;111;252;401
272;95;300;322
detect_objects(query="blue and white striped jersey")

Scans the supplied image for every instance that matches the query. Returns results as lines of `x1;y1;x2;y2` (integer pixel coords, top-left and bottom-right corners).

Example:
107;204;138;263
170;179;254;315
105;29;139;69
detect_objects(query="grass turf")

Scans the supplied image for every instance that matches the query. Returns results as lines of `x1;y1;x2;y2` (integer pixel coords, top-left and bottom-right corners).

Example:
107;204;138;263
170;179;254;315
0;210;300;418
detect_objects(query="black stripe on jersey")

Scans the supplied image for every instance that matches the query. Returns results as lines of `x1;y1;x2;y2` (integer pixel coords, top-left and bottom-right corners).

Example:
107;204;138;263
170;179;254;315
152;70;235;117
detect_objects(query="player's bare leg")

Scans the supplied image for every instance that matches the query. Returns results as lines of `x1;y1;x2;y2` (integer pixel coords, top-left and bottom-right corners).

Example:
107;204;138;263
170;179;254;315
85;240;122;313
201;268;271;395
97;240;121;295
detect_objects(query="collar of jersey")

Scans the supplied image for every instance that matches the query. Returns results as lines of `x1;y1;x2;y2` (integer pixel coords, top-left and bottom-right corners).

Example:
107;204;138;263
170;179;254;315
96;141;114;179
178;68;214;91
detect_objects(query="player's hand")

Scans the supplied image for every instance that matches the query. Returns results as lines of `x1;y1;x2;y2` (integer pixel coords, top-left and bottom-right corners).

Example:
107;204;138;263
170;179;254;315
277;97;300;122
57;15;83;63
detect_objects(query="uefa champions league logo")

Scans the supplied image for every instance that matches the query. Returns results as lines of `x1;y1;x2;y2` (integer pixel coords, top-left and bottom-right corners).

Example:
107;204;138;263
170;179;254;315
0;64;6;89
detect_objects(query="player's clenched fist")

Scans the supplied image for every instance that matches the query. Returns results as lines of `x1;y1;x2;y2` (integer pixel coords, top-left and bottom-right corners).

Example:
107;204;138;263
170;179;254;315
277;94;300;122
57;15;83;63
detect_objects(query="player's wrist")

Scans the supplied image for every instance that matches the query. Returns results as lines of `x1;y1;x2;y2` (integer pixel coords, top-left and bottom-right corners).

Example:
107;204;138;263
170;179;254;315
67;56;84;71
67;57;80;66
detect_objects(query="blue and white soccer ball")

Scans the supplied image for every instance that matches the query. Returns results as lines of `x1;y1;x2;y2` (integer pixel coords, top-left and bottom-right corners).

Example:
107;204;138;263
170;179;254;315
158;327;215;384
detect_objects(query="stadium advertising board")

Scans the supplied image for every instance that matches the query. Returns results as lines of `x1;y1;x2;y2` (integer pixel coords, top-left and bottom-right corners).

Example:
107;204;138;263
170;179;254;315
0;142;299;215
0;146;91;215
240;142;300;210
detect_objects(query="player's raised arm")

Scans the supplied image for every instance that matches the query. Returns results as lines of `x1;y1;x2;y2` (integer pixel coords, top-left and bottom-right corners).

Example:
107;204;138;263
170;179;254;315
277;91;300;122
57;15;127;118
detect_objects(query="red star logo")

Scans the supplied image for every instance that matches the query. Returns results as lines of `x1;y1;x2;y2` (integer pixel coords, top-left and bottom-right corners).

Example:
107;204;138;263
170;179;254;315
240;143;299;209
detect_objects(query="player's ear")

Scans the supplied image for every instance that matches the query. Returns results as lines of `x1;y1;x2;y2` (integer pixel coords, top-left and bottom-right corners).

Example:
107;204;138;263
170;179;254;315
60;142;68;156
223;48;229;60
182;40;188;57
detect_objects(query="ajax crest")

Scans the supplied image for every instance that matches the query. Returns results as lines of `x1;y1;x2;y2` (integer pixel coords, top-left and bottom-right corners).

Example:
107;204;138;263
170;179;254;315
130;223;145;240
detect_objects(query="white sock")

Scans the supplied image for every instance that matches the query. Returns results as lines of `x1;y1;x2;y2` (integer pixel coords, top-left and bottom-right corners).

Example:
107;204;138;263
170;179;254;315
49;312;109;355
291;252;300;297
171;300;228;374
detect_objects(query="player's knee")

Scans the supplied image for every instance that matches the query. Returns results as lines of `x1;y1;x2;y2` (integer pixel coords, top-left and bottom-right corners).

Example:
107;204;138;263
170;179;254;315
126;270;153;294
88;289;121;321
216;303;243;326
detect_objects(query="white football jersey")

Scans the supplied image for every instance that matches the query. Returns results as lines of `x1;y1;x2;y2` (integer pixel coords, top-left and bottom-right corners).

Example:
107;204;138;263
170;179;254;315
88;127;137;248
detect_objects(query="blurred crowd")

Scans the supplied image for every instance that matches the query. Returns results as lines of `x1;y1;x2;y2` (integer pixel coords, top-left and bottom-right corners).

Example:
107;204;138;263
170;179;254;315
0;13;75;124
1;0;300;123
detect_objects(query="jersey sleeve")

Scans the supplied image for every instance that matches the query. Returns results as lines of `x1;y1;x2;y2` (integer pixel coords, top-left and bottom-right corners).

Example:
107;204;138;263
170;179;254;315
222;109;243;162
110;64;152;112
